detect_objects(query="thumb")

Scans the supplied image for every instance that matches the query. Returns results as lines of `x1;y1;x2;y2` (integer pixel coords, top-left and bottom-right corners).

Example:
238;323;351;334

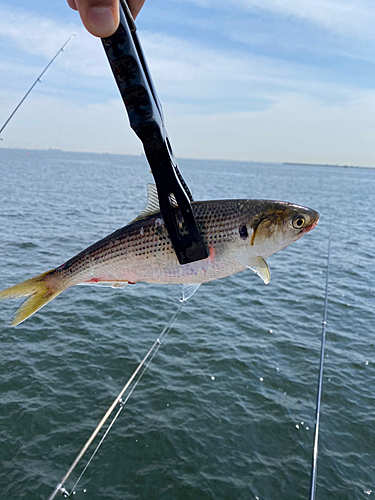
69;0;120;38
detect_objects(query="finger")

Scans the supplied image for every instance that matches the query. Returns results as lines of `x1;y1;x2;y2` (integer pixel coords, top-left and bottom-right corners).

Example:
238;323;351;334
128;0;146;19
73;0;120;38
67;0;78;11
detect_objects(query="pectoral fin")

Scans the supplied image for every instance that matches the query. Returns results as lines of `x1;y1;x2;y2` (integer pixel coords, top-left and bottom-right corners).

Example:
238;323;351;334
236;254;271;284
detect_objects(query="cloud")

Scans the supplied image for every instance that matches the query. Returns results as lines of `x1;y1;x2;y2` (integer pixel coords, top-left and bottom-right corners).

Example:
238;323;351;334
1;3;374;166
0;90;141;153
0;4;365;109
0;4;111;80
176;0;375;41
3;82;374;167
0;5;77;57
141;31;356;110
164;90;375;166
240;0;375;39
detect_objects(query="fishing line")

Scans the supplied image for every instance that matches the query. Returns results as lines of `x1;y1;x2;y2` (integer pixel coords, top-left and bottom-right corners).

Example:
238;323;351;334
54;35;77;151
47;302;183;500
308;217;332;500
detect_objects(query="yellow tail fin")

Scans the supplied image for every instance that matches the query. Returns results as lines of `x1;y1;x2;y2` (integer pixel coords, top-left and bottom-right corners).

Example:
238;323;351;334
0;270;62;326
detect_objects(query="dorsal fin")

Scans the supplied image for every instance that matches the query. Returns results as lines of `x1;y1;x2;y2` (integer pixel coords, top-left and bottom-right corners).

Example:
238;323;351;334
131;184;178;223
131;184;161;222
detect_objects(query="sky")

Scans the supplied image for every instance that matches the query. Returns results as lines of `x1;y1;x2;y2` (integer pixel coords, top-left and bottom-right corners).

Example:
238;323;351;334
1;0;375;165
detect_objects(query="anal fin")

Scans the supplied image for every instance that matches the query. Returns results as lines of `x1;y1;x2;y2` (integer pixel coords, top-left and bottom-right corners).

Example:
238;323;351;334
180;283;201;302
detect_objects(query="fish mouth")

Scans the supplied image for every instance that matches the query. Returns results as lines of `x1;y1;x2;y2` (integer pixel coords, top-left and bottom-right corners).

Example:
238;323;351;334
303;211;319;234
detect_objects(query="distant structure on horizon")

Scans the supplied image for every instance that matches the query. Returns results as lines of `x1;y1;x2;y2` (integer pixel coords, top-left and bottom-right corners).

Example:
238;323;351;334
283;162;365;169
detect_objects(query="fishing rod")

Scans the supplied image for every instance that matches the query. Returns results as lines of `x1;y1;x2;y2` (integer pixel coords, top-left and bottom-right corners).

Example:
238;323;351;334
309;220;332;499
47;303;183;500
0;34;76;140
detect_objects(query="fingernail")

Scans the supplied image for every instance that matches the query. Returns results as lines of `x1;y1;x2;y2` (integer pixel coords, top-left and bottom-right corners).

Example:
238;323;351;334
87;7;117;37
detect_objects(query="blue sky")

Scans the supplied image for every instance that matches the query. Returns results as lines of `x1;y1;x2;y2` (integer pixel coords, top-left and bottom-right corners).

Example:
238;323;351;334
1;0;375;165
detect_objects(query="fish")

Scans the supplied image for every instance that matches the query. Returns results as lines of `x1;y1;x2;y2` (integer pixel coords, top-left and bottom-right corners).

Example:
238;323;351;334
0;184;319;326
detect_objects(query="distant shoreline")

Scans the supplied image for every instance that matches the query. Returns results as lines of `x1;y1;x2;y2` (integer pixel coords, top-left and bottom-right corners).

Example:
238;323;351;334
282;161;369;169
1;146;374;169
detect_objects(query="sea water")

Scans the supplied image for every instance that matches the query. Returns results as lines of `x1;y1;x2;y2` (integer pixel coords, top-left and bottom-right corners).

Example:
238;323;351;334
0;148;374;500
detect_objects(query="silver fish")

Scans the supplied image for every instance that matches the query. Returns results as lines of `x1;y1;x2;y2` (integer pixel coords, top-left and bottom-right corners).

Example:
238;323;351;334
0;185;319;326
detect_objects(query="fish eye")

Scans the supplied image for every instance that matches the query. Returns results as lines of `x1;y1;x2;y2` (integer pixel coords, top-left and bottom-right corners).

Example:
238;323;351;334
292;214;306;229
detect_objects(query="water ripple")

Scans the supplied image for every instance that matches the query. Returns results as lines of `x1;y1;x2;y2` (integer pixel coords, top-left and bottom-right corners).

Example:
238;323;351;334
0;150;374;499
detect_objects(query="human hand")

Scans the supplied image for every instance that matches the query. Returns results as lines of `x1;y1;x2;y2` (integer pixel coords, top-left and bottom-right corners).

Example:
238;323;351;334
67;0;146;38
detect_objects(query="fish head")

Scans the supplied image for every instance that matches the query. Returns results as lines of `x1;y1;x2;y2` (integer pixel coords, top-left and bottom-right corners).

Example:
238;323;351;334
249;201;319;258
